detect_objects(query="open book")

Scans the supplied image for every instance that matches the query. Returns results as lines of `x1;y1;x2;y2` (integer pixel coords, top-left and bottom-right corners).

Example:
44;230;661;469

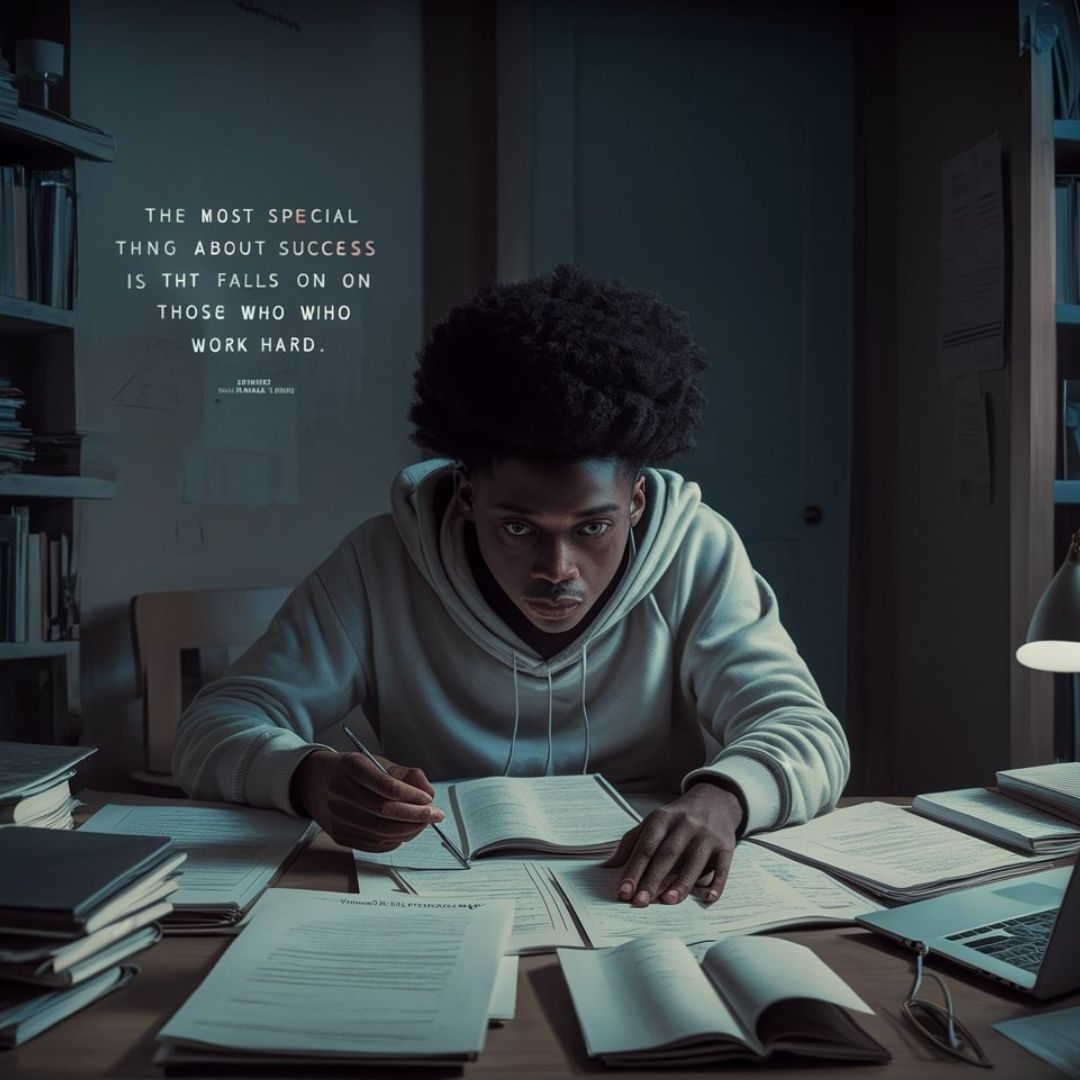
558;936;890;1067
354;774;639;869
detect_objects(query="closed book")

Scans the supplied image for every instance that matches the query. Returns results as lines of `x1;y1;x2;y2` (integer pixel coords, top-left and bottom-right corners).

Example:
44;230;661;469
0;827;176;934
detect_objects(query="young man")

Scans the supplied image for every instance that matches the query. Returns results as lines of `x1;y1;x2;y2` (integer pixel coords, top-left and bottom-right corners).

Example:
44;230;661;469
174;265;848;907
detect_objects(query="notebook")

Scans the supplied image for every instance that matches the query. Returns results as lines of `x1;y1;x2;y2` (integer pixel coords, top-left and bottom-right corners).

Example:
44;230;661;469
996;763;1080;825
0;827;181;935
558;935;890;1066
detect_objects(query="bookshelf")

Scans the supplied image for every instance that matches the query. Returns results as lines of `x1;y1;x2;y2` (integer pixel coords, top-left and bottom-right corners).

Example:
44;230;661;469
0;6;114;743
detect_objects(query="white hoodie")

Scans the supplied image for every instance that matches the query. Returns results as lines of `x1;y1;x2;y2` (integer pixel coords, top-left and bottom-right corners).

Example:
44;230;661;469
173;460;849;834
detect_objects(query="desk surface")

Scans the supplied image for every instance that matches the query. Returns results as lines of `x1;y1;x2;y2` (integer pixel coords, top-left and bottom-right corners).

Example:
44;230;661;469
6;798;1078;1079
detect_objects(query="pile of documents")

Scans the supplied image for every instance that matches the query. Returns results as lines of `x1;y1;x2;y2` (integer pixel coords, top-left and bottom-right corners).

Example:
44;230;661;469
0;742;95;831
0;827;184;1047
154;889;513;1070
997;762;1080;825
750;801;1054;902
912;787;1080;856
81;803;315;932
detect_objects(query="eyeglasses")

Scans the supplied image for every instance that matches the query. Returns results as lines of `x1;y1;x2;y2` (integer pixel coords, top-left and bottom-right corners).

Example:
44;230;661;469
902;945;992;1068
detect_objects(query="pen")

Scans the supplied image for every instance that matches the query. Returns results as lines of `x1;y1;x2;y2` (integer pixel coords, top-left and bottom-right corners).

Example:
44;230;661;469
341;724;471;869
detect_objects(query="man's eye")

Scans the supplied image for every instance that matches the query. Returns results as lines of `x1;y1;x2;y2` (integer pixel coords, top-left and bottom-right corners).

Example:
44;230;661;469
502;522;534;537
579;522;611;538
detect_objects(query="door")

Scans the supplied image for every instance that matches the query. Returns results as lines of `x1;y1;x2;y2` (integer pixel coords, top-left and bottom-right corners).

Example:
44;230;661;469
522;0;853;720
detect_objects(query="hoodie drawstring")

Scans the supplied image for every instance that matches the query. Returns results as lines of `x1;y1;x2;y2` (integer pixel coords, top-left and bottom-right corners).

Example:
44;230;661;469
506;640;594;777
504;649;521;776
580;638;592;774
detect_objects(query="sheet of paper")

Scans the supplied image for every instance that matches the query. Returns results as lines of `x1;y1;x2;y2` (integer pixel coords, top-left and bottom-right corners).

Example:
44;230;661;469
454;774;638;854
552;842;876;948
81;804;313;911
489;956;518;1022
751;802;1039;891
395;860;584;953
558;937;747;1056
157;889;514;1058
940;134;1005;377
994;1006;1080;1079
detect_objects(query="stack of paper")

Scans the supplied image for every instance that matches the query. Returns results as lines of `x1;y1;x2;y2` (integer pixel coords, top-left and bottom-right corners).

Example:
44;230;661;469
0;827;182;1046
912;787;1080;855
0;742;95;830
154;889;514;1069
750;802;1053;901
997;763;1080;825
81;804;314;932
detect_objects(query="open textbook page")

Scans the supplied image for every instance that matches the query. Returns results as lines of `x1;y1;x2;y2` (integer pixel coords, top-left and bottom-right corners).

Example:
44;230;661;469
82;804;314;930
394;860;585;952
552;842;879;948
452;774;638;856
156;889;514;1065
750;801;1051;901
354;775;639;870
558;936;886;1066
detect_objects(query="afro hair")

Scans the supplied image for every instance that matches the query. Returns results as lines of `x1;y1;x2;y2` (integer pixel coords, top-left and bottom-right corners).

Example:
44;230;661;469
408;264;707;470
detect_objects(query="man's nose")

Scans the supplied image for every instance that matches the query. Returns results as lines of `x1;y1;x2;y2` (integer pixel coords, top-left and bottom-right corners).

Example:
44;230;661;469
532;538;578;583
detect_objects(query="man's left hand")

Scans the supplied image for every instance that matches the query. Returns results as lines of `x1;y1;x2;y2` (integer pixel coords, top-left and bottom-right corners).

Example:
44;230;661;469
602;782;744;906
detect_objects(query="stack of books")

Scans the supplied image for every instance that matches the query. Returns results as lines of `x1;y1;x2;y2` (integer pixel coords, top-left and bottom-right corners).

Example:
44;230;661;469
0;165;75;307
0;378;32;475
0;743;96;831
0;828;185;1047
29;431;117;482
0;166;28;300
0;508;78;642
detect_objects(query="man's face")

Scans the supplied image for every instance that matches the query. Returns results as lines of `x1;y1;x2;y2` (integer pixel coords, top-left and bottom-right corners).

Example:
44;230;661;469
456;457;646;633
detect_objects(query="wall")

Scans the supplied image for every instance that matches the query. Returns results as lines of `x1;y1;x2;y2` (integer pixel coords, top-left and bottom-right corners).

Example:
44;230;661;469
857;0;1045;792
67;0;423;786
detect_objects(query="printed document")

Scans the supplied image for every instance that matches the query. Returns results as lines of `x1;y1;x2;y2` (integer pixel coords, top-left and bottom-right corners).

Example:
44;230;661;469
552;842;879;948
156;889;514;1061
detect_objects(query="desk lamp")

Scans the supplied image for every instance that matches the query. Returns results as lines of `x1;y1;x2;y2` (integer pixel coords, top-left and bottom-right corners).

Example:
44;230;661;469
1016;528;1080;759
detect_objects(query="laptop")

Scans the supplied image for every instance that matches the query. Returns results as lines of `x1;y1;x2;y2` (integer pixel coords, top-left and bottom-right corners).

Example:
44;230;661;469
856;863;1079;999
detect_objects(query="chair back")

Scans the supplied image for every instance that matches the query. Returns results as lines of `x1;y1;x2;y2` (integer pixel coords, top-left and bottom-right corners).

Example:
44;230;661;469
132;587;290;776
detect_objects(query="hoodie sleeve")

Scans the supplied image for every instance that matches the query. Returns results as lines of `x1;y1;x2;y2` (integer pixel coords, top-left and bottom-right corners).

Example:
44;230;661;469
172;536;370;815
675;511;849;835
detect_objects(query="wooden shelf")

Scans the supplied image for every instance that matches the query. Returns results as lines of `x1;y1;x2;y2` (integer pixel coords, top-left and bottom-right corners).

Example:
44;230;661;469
0;475;116;499
0;106;115;162
0;641;77;660
0;295;75;333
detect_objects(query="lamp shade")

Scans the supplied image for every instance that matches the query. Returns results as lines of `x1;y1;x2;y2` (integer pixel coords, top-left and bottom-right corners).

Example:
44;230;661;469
1016;530;1080;672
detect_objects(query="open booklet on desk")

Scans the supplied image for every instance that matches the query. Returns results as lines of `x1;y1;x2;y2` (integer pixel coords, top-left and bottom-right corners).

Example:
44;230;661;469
353;774;639;870
559;935;890;1067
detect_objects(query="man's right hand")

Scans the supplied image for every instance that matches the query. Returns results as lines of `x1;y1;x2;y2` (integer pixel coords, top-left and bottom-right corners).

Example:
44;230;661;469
290;749;443;852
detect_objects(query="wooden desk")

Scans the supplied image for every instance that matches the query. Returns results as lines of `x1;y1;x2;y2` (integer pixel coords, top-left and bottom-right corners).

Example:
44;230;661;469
6;801;1078;1078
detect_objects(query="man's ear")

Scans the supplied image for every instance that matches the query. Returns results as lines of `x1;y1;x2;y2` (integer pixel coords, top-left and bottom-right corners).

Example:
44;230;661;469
629;474;646;527
454;466;476;521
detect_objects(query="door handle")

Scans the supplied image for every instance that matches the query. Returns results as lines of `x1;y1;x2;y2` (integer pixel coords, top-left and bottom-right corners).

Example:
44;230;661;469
802;505;823;526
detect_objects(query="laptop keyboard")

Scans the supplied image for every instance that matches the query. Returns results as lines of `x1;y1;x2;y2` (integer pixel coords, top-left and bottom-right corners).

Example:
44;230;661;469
945;909;1057;974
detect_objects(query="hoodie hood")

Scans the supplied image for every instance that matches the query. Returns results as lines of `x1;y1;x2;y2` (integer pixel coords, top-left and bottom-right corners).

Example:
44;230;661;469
390;458;701;676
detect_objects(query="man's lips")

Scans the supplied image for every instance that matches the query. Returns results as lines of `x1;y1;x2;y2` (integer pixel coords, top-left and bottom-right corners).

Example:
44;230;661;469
524;598;583;621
